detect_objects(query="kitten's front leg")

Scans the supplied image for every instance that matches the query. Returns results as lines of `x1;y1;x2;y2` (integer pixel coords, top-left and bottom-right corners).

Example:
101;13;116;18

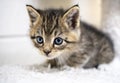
29;61;51;72
66;52;90;68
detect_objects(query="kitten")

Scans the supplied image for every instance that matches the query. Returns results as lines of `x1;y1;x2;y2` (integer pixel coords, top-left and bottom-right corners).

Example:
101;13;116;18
26;5;114;68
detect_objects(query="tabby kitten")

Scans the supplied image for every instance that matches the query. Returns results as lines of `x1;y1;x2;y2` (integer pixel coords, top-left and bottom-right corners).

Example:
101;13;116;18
26;5;114;68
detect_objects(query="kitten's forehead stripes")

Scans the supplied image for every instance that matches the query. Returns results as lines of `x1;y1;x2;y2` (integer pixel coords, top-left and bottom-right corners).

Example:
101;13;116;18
37;9;65;35
42;15;59;35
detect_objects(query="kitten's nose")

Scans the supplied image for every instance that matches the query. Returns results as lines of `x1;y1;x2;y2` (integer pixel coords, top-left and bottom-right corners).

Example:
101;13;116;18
43;50;51;55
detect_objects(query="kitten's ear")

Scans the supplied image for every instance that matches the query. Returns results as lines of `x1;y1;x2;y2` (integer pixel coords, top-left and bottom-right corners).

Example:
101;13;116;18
26;5;41;26
62;5;80;29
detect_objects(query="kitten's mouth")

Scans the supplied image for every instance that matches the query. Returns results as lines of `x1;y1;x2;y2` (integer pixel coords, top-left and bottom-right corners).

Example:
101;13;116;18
44;53;61;60
40;50;62;59
45;55;57;59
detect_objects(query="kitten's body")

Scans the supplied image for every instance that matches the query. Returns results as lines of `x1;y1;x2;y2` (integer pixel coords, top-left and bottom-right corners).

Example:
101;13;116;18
47;22;114;68
27;5;114;68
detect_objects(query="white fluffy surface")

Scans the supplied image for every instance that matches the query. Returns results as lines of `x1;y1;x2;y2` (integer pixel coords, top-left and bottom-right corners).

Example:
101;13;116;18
0;59;120;83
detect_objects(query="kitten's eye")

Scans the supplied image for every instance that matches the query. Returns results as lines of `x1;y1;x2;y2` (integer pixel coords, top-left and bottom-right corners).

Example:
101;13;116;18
54;37;63;45
36;36;44;44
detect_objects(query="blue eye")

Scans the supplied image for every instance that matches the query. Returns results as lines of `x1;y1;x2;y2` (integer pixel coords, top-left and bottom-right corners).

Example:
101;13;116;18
36;36;44;44
54;37;63;45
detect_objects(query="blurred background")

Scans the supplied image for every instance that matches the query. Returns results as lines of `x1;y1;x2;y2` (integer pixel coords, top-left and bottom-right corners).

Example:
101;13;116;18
0;0;120;66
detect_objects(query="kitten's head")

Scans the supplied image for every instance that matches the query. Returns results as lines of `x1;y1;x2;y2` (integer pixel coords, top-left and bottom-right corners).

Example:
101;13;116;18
26;5;80;59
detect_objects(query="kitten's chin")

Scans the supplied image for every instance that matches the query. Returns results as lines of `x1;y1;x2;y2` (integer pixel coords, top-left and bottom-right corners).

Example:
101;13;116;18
45;56;57;60
44;56;56;60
